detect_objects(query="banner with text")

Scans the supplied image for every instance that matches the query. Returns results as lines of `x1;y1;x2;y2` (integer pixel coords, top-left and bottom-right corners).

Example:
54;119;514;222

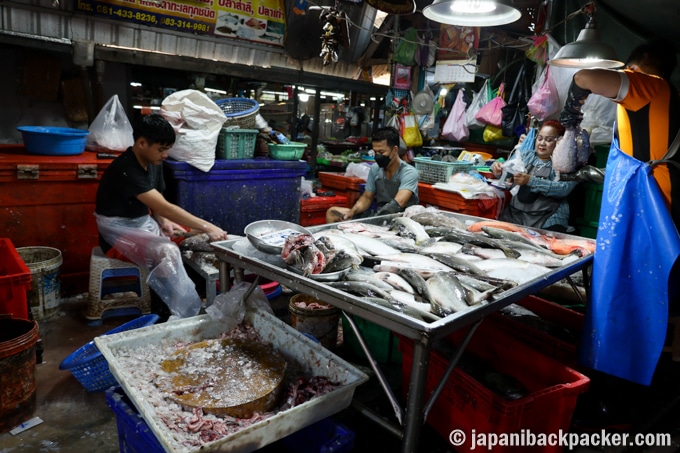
75;0;285;46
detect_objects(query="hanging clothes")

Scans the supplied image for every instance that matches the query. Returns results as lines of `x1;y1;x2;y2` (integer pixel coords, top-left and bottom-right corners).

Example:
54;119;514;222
580;135;680;385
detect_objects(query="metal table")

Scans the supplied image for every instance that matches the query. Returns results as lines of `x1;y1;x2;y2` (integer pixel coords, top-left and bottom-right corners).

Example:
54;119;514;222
211;213;593;453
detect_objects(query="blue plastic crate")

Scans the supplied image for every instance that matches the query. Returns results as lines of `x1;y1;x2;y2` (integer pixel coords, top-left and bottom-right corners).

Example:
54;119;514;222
163;159;306;235
105;386;164;453
59;314;159;392
279;417;355;453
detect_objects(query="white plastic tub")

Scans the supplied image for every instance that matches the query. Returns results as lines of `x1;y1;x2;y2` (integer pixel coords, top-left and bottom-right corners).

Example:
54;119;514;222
95;310;368;453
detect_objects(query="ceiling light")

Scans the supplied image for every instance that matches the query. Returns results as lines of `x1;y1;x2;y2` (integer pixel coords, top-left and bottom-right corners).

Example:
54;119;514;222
422;0;521;27
547;2;623;69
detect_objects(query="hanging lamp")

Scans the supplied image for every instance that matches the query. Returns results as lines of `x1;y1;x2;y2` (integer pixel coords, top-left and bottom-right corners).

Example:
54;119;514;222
422;0;521;27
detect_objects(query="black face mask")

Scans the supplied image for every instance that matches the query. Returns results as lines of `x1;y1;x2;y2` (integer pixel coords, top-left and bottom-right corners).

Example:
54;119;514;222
375;153;391;168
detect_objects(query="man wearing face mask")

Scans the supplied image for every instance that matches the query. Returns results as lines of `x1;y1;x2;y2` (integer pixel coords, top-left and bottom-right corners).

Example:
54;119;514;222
326;127;419;223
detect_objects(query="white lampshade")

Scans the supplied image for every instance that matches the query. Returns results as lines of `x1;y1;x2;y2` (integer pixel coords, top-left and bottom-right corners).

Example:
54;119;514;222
422;0;521;27
548;20;624;68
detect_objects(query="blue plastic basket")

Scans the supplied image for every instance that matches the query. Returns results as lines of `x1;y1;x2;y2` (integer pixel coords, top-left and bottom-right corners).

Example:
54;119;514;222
17;126;90;156
105;386;164;453
59;314;159;392
215;98;260;129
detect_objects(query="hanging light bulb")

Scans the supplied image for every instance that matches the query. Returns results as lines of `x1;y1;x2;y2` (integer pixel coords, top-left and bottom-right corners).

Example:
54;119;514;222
422;0;521;27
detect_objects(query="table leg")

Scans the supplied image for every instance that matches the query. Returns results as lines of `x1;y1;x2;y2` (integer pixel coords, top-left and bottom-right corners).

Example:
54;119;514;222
219;260;231;295
402;338;431;453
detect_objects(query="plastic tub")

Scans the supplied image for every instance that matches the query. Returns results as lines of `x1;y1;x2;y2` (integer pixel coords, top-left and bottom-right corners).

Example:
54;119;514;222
16;247;62;321
268;142;307;160
17;126;89;156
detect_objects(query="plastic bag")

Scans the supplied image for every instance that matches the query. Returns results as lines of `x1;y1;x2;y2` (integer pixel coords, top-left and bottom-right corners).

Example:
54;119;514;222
401;113;423;147
94;213;202;319
160;89;227;172
442;89;469;142
87;94;134;152
206;281;273;328
345;162;370;180
394;28;419;66
465;79;491;130
475;83;506;127
527;66;559;121
525;35;548;64
482;124;505;142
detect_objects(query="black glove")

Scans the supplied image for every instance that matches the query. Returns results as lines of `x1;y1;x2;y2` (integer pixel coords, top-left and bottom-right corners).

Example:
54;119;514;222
376;199;401;216
559;77;592;129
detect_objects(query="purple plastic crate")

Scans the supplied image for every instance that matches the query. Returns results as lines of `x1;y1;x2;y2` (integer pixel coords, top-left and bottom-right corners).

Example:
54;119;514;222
163;158;306;235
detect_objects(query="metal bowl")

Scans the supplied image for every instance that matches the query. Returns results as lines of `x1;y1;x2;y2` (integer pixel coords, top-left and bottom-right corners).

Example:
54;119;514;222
286;264;349;282
245;220;312;254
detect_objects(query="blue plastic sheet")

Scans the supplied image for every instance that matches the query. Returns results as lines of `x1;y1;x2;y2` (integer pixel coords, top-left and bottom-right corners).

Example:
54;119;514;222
580;137;680;385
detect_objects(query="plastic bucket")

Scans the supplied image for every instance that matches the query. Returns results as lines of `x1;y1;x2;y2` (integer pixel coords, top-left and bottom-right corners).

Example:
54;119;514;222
288;294;340;351
0;317;40;432
16;247;62;321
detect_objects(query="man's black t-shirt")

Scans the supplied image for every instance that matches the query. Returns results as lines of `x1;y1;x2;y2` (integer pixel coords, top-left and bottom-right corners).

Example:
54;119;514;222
95;148;165;252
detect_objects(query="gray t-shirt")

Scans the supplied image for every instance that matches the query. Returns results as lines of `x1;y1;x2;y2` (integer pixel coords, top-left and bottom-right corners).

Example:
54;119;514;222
365;160;419;209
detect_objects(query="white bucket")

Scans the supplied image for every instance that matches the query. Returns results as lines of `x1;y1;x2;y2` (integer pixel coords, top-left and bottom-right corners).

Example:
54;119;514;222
17;247;62;320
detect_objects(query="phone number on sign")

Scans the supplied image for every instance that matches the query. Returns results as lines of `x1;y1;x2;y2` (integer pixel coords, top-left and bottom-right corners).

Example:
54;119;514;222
95;5;158;24
160;17;210;32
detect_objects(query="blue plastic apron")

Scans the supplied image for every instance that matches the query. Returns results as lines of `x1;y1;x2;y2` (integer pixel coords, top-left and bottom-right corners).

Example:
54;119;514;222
580;136;680;385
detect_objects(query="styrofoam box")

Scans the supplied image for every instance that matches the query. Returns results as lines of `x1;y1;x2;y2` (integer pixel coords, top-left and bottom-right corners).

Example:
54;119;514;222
95;310;369;453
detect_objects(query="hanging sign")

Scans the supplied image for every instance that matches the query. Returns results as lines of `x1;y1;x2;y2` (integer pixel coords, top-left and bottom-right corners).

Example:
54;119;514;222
74;0;286;46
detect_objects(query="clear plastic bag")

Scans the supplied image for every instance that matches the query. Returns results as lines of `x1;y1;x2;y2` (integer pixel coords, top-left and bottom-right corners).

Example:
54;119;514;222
466;79;491;130
206;281;274;329
87;94;134;152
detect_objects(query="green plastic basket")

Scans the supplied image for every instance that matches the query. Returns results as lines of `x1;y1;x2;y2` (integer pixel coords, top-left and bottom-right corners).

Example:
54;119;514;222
268;142;307;160
216;128;258;160
413;157;473;184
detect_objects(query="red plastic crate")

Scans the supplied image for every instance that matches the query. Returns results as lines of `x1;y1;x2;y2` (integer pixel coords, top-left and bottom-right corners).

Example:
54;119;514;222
300;195;348;227
0;238;32;319
418;182;501;219
487;295;584;367
318;172;365;208
399;321;590;453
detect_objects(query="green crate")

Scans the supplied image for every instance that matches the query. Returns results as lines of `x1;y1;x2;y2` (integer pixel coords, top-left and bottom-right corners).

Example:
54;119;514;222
413;157;473;184
576;221;599;239
576;182;604;226
342;314;401;365
594;144;610;168
216;128;258;160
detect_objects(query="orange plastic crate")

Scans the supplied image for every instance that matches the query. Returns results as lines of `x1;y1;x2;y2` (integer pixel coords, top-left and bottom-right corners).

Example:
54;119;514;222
318;172;365;209
300;195;347;227
418;182;501;219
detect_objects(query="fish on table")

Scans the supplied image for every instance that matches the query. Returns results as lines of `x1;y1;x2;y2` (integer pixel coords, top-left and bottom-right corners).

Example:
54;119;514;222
426;271;473;316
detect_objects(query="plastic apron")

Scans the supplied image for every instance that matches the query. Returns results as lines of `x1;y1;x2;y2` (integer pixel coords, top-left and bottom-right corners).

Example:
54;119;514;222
580;135;680;385
375;162;419;211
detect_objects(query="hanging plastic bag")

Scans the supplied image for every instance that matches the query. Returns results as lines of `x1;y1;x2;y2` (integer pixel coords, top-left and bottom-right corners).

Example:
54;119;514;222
394;28;419;66
475;82;506;127
501;65;529;137
87;94;134;152
401;113;423;147
525;35;548;64
527;66;559;121
160;89;227;172
442;89;469;142
465;79;491;130
482;124;505;142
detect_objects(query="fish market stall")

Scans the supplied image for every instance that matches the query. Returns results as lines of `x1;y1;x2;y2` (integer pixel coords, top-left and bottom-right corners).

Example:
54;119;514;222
211;211;595;453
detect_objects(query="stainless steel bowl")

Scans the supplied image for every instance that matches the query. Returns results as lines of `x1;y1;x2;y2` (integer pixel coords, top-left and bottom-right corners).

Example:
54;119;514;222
245;220;312;254
286;264;349;282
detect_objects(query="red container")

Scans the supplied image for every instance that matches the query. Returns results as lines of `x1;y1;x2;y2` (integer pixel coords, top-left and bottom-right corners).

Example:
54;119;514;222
318;172;365;209
0;238;32;320
300;195;347;227
399;321;590;453
418;182;501;219
487;295;584;367
0;146;113;295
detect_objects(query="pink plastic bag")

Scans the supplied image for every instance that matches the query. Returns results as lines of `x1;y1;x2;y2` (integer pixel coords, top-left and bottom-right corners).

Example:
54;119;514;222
474;82;506;127
442;89;469;142
527;66;559;121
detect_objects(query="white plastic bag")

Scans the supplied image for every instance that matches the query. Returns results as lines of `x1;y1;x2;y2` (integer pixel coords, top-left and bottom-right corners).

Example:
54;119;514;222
465;79;491;130
442;89;469;142
87;94;134;152
160;90;227;172
345;162;370;180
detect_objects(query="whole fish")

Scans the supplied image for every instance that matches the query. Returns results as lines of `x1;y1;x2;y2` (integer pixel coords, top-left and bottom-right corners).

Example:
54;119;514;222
360;297;434;323
374;261;446;279
337;221;392;235
373;271;415;294
515;249;568;268
462;244;507;260
345;271;395;290
422;252;485;276
314;236;335;257
316;232;366;262
426;271;473;316
373;253;453;272
481;226;552;251
475;258;551;285
339;232;401;257
423;226;456;237
410;211;466;231
399;268;434;303
323;249;363;273
390;217;430;245
576;127;591;166
327;281;398;305
467;220;527;234
552;128;578;174
387;291;441;322
459;282;499;305
441;229;521;259
378;236;419;253
418;241;463;255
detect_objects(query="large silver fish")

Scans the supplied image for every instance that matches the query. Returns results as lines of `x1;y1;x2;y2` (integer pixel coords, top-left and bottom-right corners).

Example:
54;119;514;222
338;232;401;257
552;128;578;174
373;253;453;272
426;271;473;316
474;258;551;285
373;271;415;294
345;271;395;290
374;261;445;279
441;229;521;259
409;211;466;231
418;241;464;255
422;252;485;276
327;281;398;305
399;268;433;303
390;217;430;245
323;249;363;273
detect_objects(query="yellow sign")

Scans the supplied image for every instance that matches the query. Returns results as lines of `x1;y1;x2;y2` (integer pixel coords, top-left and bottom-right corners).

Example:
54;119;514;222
75;0;285;46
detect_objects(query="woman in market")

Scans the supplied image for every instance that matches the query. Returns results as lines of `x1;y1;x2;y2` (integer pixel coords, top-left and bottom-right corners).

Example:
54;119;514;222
325;127;419;222
95;113;228;319
491;120;577;232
